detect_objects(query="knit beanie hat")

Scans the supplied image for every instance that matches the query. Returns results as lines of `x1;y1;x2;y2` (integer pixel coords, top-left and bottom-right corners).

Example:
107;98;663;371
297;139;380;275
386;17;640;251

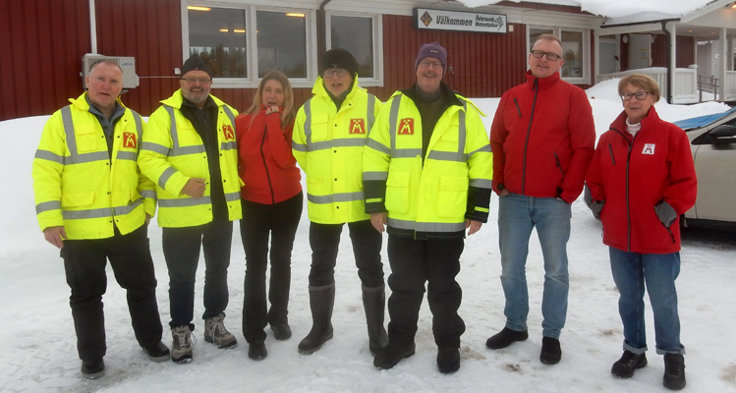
414;42;447;70
319;48;358;76
181;55;213;78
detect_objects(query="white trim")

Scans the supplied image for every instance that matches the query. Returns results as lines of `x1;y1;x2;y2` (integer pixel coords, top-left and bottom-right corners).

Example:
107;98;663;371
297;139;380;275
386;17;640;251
325;11;384;87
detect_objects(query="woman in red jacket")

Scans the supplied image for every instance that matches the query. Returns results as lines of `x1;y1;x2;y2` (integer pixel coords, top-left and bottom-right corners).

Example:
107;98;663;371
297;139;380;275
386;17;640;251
235;70;303;360
586;74;696;391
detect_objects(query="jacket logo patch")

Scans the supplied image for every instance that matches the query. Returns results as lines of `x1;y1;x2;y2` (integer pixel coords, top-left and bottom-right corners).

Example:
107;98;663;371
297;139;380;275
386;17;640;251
642;144;656;155
350;119;366;134
123;132;137;148
398;118;414;135
222;124;235;140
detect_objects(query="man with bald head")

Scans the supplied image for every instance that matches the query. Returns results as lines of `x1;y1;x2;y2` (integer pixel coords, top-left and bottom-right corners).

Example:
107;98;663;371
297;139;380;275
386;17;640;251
487;34;595;365
33;60;168;379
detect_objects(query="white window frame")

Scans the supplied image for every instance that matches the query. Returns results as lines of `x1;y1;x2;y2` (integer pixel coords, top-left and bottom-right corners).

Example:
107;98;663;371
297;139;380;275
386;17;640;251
181;1;318;88
526;26;591;85
325;11;383;87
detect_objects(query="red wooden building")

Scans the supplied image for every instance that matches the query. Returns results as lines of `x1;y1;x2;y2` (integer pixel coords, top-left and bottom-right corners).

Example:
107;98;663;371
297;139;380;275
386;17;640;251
2;0;730;121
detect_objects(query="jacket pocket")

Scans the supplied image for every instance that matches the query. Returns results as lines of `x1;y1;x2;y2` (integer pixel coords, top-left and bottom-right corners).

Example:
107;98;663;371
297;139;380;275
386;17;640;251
309;113;330;142
62;191;95;208
437;175;468;218
75;128;101;153
385;171;410;214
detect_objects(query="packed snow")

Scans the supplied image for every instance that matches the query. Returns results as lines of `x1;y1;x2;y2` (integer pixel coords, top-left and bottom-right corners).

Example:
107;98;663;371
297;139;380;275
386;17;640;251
1;80;735;393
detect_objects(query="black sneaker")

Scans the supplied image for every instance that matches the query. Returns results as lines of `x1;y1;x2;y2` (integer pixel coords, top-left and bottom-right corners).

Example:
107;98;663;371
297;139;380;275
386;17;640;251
373;342;415;370
271;323;292;341
248;341;268;360
539;337;562;365
436;347;460;374
663;353;686;390
81;358;105;379
611;350;647;378
485;328;528;350
142;341;170;362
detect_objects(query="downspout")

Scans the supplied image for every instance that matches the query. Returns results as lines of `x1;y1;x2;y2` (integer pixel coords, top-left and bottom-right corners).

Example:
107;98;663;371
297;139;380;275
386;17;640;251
317;0;334;62
662;21;673;104
89;0;97;54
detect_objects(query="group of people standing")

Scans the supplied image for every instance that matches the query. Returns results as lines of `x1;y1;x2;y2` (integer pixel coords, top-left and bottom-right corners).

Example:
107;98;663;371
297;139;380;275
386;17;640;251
32;33;696;391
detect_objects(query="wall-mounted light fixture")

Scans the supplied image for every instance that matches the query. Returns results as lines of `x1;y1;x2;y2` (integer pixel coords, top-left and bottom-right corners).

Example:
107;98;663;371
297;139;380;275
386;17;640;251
286;12;305;18
188;5;211;11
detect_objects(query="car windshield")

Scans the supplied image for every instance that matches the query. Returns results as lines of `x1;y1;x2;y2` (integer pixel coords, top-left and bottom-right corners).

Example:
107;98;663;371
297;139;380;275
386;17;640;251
675;107;736;131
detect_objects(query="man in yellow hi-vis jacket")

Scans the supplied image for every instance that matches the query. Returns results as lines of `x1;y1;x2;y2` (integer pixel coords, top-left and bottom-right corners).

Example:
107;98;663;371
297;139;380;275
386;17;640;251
138;56;242;364
292;49;387;356
363;43;493;373
32;60;169;379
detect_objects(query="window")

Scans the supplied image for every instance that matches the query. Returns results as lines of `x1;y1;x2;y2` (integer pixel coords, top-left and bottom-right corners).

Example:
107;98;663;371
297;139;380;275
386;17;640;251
188;7;247;78
327;13;382;86
256;11;307;78
528;26;590;84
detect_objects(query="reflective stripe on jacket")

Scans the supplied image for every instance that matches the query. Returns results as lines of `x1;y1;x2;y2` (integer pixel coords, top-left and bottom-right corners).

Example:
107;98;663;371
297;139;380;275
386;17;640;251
32;93;154;239
363;90;493;234
138;90;242;227
292;76;382;224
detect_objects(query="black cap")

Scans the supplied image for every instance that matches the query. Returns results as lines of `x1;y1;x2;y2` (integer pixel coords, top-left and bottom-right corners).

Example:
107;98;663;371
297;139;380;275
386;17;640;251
319;48;358;77
181;55;213;78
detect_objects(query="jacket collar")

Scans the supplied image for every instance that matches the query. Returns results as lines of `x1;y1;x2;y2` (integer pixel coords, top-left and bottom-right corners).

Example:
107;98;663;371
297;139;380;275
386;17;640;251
525;70;560;90
160;89;226;110
609;106;661;138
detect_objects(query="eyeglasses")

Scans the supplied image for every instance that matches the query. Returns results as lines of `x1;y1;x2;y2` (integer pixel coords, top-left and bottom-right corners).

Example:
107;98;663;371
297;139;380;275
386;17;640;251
181;77;212;84
621;91;650;101
530;50;562;61
418;60;443;69
323;69;349;78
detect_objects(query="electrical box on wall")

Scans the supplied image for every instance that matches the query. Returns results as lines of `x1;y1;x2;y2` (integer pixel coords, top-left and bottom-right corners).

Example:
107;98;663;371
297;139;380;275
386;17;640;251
81;54;140;89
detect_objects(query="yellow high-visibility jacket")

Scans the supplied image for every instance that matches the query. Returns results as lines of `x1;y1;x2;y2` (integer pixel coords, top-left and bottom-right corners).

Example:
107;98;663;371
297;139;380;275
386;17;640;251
362;89;493;235
138;90;242;228
32;93;154;239
292;76;382;224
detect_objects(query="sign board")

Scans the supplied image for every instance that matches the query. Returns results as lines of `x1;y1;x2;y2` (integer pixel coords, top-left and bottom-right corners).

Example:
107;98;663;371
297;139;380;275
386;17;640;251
414;8;507;34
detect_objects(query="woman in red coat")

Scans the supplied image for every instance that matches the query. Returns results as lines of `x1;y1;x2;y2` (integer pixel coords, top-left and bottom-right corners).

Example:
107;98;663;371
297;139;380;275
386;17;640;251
586;74;696;391
235;70;303;360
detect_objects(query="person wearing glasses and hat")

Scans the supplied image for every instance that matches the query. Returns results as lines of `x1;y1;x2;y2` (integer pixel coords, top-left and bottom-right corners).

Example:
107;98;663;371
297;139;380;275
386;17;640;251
138;55;241;364
487;34;595;365
292;48;387;357
363;42;492;373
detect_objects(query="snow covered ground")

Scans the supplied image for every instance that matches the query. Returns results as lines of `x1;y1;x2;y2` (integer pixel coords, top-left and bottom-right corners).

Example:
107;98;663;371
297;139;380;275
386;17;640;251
1;81;735;393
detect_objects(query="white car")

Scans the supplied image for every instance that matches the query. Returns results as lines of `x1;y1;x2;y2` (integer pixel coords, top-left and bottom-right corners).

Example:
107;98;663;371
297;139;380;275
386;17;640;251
674;107;736;224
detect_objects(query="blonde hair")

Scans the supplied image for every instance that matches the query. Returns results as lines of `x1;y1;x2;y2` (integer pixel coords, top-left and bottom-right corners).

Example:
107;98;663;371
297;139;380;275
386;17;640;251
245;70;295;128
618;74;661;102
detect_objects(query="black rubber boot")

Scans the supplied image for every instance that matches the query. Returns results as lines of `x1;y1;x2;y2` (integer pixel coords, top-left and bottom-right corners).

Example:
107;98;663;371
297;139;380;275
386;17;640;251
298;283;335;355
362;285;389;356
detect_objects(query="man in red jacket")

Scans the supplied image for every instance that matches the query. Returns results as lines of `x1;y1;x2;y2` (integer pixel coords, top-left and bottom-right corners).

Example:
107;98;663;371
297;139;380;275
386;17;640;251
487;34;595;365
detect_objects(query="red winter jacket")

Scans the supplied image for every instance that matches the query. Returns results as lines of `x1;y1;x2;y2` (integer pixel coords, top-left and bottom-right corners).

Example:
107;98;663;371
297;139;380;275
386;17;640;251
236;108;302;205
586;108;697;254
490;71;595;203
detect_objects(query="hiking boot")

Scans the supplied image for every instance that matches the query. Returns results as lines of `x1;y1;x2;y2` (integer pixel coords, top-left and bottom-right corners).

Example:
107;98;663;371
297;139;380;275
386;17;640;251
142;341;170;362
248;341;268;360
611;350;647;378
485;327;528;350
204;313;238;349
540;337;562;365
663;353;686;390
373;342;416;370
171;325;193;364
437;347;461;374
81;358;105;379
271;323;292;341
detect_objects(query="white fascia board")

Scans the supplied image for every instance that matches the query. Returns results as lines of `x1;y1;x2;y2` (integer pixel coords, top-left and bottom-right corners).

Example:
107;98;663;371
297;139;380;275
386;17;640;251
680;0;733;23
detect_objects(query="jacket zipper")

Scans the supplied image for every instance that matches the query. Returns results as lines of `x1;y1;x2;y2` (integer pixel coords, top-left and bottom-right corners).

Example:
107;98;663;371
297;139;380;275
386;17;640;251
521;79;539;194
260;121;276;204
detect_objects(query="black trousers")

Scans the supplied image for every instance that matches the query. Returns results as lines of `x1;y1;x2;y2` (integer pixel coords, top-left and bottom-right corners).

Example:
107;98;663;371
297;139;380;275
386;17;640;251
61;225;163;361
239;193;303;343
162;218;233;329
386;234;466;348
308;220;383;288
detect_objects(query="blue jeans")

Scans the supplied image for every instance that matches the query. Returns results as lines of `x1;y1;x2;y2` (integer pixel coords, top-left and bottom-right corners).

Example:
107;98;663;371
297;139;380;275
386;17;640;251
609;247;684;355
498;193;570;339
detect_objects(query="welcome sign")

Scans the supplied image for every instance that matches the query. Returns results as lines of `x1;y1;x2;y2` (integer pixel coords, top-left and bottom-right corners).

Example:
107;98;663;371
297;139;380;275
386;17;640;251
414;8;507;34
